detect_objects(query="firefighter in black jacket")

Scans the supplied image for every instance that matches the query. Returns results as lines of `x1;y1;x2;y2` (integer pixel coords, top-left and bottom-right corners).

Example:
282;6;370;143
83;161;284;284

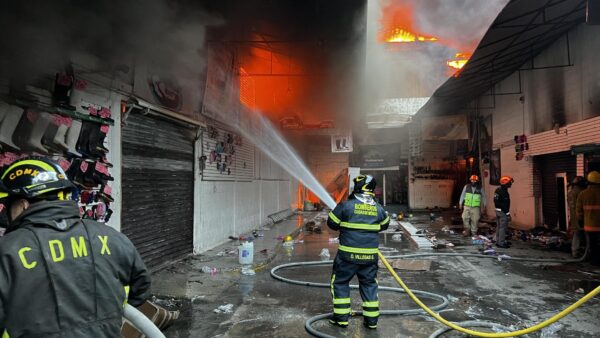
0;157;151;337
327;175;390;329
494;175;514;248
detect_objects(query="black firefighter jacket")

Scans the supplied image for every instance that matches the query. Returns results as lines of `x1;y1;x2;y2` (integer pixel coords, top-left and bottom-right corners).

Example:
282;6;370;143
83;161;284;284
0;200;151;338
327;193;390;264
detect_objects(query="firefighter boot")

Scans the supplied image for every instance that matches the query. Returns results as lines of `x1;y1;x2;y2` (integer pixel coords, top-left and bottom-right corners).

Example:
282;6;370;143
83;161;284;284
0;104;23;151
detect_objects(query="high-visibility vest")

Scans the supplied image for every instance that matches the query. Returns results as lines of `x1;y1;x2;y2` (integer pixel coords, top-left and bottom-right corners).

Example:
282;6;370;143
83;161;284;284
464;185;482;207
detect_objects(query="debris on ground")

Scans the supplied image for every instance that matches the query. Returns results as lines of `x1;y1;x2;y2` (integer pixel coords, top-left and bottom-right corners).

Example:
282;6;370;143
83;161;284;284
328;237;339;243
241;266;256;276
540;323;564;338
379;259;432;271
575;288;585;294
213;304;234;314
201;266;218;274
319;248;331;260
391;234;402;242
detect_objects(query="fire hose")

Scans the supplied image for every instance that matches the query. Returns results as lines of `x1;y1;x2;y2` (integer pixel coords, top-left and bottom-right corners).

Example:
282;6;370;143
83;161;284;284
123;304;166;338
270;251;599;338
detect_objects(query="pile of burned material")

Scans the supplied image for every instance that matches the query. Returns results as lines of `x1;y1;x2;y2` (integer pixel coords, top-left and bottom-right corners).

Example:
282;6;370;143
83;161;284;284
304;221;323;234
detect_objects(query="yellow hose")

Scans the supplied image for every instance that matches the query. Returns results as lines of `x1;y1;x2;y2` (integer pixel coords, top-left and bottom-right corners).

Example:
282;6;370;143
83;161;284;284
378;251;600;337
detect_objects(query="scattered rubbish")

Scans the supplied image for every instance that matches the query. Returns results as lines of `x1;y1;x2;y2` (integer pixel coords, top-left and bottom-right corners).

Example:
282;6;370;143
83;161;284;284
575;288;585;294
482;248;497;256
304;221;322;234
498;254;511;261
213;304;234;314
441;226;450;233
216;251;227;257
229;236;238;240
259;249;268;255
191;295;205;303
239;240;254;265
391;234;402;242
379;259;432;271
275;235;284;240
201;266;218;274
294;239;304;244
540;323;564;338
328;237;339;244
241;266;256;276
319;248;331;260
446;243;455;248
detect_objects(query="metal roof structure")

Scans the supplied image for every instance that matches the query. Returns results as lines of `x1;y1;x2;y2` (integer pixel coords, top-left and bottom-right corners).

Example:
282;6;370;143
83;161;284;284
417;0;587;117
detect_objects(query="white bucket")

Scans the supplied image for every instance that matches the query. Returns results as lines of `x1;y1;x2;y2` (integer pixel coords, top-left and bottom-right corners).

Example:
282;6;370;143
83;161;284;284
238;241;254;265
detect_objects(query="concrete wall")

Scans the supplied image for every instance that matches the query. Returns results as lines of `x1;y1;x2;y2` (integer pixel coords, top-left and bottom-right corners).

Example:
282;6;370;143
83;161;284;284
473;22;600;229
193;145;296;254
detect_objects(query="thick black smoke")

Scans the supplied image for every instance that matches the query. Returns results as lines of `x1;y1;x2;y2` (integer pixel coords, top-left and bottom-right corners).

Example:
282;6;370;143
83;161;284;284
0;0;219;83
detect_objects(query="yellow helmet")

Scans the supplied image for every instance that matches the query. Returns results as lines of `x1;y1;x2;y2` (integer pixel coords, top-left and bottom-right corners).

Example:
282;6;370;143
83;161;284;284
587;171;600;184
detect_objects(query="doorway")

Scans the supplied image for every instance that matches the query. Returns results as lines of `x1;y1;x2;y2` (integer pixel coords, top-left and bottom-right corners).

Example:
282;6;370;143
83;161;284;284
556;173;568;231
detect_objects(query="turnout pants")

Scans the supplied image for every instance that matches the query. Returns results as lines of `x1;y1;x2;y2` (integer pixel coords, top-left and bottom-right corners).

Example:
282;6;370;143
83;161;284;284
330;254;379;327
462;206;481;235
572;230;587;258
495;210;509;245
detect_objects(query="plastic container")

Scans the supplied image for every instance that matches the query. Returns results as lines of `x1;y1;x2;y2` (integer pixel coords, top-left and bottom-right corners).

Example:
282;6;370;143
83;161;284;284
239;241;254;265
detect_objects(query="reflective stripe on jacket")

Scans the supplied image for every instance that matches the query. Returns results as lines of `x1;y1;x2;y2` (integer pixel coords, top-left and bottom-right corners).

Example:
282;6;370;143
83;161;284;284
464;193;481;207
327;194;389;263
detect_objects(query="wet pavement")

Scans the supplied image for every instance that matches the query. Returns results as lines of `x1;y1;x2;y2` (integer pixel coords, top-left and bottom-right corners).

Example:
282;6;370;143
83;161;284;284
151;210;600;338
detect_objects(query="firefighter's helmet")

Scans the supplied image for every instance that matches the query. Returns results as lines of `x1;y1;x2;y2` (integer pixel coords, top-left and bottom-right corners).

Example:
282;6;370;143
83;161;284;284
0;157;75;201
470;175;479;182
499;176;514;186
587;171;600;184
353;174;376;195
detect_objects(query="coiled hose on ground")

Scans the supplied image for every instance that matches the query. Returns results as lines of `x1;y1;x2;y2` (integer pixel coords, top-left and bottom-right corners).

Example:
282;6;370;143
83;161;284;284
270;251;597;338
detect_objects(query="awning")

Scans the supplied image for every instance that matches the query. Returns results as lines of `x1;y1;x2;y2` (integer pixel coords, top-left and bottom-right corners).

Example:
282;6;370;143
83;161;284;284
417;0;586;117
571;143;600;154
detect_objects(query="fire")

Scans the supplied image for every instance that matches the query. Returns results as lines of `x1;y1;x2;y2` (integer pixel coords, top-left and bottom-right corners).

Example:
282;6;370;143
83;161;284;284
446;52;471;70
386;27;438;43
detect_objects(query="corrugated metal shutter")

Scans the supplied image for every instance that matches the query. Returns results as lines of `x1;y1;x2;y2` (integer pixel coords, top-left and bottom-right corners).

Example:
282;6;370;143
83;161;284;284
536;151;576;230
122;113;194;269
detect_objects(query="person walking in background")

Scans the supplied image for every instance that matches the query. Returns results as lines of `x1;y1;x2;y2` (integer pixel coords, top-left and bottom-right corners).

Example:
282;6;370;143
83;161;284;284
494;176;514;248
568;176;587;258
577;171;600;266
459;174;486;237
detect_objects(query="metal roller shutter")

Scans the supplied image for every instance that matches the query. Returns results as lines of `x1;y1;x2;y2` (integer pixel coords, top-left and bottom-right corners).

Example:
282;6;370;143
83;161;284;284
536;151;576;230
122;113;195;269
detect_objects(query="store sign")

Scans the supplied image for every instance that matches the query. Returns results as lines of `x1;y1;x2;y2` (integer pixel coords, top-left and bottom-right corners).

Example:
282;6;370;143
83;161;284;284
149;75;182;110
331;132;353;153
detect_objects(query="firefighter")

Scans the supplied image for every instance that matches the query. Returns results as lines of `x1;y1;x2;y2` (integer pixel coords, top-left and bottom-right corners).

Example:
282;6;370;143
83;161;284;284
459;174;486;237
568;176;587;258
576;171;600;266
327;175;390;329
0;157;151;337
494;175;513;248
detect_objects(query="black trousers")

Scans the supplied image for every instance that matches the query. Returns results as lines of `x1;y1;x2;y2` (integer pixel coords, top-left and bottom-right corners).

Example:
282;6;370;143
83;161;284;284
330;254;379;326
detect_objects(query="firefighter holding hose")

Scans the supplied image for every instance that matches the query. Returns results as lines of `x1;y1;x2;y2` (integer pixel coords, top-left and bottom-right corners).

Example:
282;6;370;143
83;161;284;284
0;157;151;337
327;174;390;329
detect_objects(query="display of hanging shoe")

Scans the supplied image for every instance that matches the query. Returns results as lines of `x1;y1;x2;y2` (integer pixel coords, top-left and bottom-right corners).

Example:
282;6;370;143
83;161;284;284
0;104;23;151
53;73;76;111
24;111;51;154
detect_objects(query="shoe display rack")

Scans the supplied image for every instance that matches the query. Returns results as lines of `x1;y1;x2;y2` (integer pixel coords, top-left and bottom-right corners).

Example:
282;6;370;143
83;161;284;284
0;74;114;223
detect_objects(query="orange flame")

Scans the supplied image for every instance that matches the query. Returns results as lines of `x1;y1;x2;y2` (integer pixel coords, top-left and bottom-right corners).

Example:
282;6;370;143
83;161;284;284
447;52;472;77
386;27;438;43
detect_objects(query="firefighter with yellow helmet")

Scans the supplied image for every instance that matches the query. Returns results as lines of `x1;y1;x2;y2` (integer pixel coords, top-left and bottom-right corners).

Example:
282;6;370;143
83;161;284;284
327;174;390;329
576;171;600;266
0;157;151;337
459;174;486;237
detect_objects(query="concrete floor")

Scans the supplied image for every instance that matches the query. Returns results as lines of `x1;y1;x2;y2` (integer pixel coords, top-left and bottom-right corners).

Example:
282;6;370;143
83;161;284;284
151;211;600;338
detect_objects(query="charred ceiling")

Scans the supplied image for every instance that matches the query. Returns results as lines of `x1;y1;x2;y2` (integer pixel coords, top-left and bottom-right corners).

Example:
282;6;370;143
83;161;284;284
417;0;587;117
